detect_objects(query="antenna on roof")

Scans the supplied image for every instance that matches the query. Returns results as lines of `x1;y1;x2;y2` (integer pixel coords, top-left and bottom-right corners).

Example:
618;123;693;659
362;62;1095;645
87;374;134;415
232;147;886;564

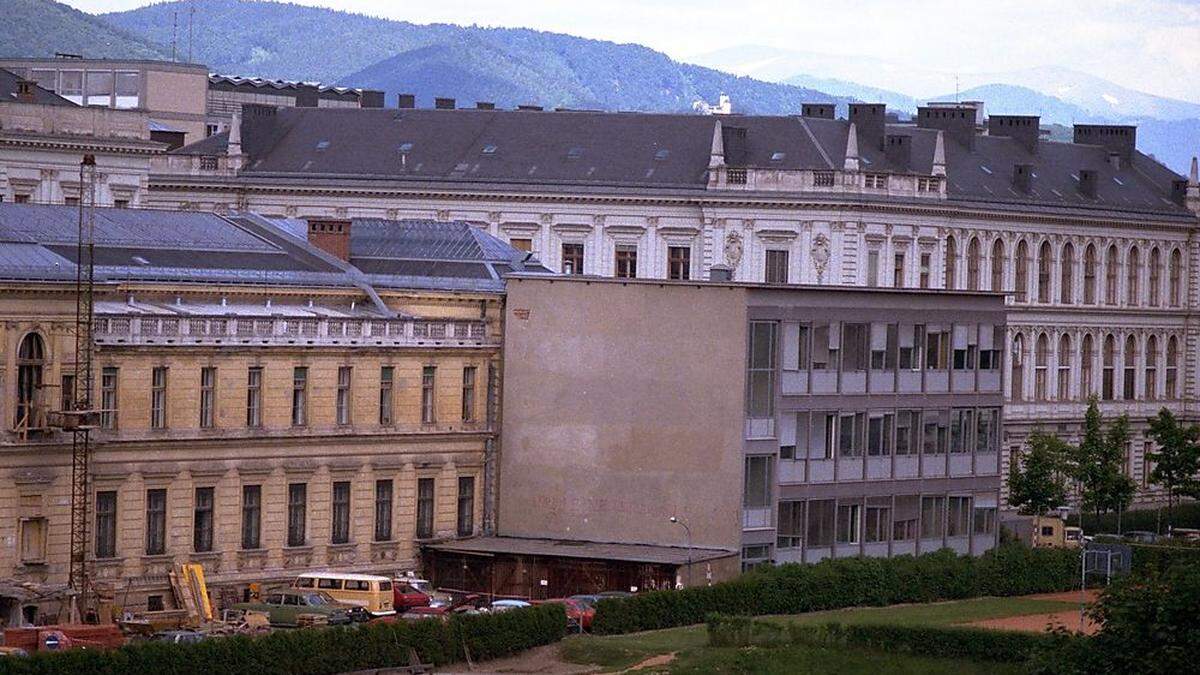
955;75;960;103
171;9;178;62
188;2;195;63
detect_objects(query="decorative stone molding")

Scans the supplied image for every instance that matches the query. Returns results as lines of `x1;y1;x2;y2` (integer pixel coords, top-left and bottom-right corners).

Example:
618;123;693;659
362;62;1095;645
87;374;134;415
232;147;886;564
811;233;831;281
724;230;744;268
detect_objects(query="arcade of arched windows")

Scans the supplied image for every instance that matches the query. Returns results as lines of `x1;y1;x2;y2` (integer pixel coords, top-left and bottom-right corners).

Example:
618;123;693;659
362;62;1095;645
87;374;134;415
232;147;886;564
1006;327;1182;404
940;231;1186;310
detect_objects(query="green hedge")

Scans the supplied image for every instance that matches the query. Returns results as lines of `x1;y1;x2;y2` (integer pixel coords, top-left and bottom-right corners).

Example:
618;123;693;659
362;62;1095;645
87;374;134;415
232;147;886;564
1067;501;1200;533
789;622;1070;664
592;545;1080;634
0;604;565;675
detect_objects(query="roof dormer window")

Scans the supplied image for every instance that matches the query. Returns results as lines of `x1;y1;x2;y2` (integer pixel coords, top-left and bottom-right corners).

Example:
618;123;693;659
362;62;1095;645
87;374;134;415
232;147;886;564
481;144;497;155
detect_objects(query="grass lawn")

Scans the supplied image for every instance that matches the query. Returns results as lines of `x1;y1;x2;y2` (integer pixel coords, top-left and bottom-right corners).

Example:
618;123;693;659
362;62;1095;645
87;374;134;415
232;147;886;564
561;595;1079;672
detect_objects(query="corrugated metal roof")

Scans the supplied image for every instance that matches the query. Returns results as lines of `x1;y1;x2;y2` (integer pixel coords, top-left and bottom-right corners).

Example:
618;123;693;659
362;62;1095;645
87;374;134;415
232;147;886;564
424;536;736;565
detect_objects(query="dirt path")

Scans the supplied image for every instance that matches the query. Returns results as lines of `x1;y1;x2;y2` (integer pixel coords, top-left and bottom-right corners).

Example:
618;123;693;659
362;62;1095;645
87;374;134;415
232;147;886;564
620;651;677;672
439;643;600;674
963;590;1102;635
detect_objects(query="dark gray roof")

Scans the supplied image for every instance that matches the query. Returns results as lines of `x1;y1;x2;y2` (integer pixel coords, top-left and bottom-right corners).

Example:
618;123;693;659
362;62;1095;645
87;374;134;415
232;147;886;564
424;535;736;565
0;68;75;106
174;130;229;156
0;204;547;294
185;106;1193;220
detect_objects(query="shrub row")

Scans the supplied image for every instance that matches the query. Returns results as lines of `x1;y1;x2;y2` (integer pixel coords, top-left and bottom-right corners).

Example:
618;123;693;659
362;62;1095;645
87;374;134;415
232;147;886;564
592;544;1079;634
0;604;565;675
1067;502;1200;533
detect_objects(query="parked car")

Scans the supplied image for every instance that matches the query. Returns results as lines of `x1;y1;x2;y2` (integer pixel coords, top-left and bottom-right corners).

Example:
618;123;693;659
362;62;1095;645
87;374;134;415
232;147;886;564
383;594;487;622
537;598;595;631
292;572;394;616
1124;530;1161;544
150;630;205;644
393;579;433;611
231;589;363;627
489;599;531;613
597;591;633;600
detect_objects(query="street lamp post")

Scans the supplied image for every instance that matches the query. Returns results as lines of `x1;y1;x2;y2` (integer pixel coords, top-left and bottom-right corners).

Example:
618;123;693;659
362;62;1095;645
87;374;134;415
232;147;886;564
669;516;693;588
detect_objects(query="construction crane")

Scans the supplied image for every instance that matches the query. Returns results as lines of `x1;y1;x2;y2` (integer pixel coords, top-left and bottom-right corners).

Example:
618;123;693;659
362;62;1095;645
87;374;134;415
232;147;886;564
66;154;98;618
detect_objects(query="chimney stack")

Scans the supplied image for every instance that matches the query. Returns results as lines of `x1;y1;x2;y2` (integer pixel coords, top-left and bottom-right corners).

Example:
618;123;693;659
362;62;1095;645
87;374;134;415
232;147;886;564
1073;124;1136;162
917;105;977;150
307;220;352;261
15;79;35;103
517;104;543;111
1171;179;1188;206
358;90;385;108
884;134;911;169
1078;169;1098;198
434;97;456;110
988;115;1040;154
1013;163;1033;193
397;93;415;109
848;103;887;151
475;101;495;110
802;103;835;119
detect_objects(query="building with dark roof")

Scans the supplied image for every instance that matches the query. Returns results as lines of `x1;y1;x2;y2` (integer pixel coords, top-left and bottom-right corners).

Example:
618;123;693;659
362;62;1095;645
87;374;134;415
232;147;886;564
147;100;1200;517
0;202;545;623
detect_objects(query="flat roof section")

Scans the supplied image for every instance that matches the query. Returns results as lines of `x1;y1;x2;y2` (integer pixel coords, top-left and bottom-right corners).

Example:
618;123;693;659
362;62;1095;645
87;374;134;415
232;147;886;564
424;536;736;566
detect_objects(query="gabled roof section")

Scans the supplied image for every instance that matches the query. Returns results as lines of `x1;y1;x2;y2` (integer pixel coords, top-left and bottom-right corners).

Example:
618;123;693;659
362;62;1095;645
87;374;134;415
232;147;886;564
0;68;75;106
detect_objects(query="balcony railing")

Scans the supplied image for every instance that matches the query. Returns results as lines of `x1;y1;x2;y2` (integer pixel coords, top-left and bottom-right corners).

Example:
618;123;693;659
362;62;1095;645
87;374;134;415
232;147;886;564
94;315;492;348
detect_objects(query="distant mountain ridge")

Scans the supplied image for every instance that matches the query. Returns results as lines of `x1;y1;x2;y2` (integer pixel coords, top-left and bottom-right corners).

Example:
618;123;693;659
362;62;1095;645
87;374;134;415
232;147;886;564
0;0;166;60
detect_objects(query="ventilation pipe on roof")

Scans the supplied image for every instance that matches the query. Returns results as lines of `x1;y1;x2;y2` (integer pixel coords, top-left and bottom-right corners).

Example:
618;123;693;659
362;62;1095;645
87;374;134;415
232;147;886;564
1078;169;1098;198
843;123;860;172
932;131;947;178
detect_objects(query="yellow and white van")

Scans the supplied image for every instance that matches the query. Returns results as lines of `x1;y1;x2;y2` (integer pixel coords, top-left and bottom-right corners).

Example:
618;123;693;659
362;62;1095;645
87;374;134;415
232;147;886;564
291;572;394;616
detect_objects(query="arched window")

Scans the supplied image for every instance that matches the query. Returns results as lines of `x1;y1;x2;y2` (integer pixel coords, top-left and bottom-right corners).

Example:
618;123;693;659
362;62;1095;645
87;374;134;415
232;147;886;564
1145;335;1158;401
1102;334;1116;400
1081;334;1095;397
1011;333;1025;401
1123;335;1138;400
990;239;1006;292
1060;242;1075;304
16;333;45;430
1105;245;1120;305
1035;333;1049;400
1149;247;1161;306
1083;244;1097;304
1126;246;1140;306
1015;240;1029;302
1169;248;1182;306
1166;336;1179;398
1057;334;1072;400
945;235;958;290
967;237;981;291
1037;241;1053;303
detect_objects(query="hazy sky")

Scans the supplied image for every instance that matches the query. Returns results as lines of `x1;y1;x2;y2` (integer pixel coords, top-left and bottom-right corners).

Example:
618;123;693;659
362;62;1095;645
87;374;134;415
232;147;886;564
64;0;1200;102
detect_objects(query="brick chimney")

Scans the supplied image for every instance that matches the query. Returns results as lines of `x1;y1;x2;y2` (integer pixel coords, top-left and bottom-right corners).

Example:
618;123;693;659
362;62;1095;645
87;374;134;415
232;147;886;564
434;97;456;110
16;79;35;103
917;105;977;150
802;103;835;119
1078;169;1098;198
988;115;1040;154
1073;124;1136;162
475;101;495;110
1013;163;1033;193
397;93;415;109
848;103;886;151
884;134;911;169
308;220;352;261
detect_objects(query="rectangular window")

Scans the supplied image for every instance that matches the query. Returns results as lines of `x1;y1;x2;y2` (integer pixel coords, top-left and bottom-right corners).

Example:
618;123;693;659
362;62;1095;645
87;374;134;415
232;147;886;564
973;506;996;535
150;366;167;429
241;485;261;550
461;366;476;422
899;324;925;370
975;408;1000;454
842;323;869;372
947;496;972;537
923;411;947;455
291;367;308;426
114;71;139;108
421;366;436;423
193;487;214;552
836;503;861;544
199;367;216;428
95;490;117;558
777;501;804;549
561;243;584;274
331;481;351;544
416;478;435;539
919;252;931;288
869;323;898;370
457;476;475;536
19;517;47;563
60;70;83;103
146;488;166;555
743;456;773;508
893;252;905;287
950;409;974;454
336;366;352;425
85;70;113;106
379;366;394;425
920;496;945;539
867;413;894;456
287;483;307;547
747;322;777;418
838;412;864;457
246;367;262;427
668;246;691;280
509;237;532;252
807;499;835;547
615;245;637;278
765;249;789;284
867;249;880;287
100;367;118;429
865;505;891;543
60;373;75;416
374;479;393;542
895;410;919;455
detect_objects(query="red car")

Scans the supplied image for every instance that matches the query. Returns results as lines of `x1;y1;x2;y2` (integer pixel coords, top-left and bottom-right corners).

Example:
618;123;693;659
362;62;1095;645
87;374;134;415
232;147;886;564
536;598;595;631
392;579;433;611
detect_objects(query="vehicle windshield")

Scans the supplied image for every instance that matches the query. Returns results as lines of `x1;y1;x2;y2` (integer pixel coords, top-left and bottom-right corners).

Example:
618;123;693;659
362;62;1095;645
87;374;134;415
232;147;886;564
305;592;335;605
410;580;433;594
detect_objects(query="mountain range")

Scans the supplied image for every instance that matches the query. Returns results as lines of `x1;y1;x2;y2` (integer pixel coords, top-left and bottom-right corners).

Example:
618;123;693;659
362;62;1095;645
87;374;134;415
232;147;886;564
0;0;1195;172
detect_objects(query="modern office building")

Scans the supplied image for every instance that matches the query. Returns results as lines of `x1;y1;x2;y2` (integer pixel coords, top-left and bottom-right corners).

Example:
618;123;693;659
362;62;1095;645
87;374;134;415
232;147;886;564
468;275;1004;580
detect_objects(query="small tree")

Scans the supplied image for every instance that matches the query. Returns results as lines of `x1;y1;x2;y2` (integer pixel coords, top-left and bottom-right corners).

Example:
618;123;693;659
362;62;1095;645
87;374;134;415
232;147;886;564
1008;431;1069;546
1147;408;1200;529
1066;399;1106;520
1099;414;1138;532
